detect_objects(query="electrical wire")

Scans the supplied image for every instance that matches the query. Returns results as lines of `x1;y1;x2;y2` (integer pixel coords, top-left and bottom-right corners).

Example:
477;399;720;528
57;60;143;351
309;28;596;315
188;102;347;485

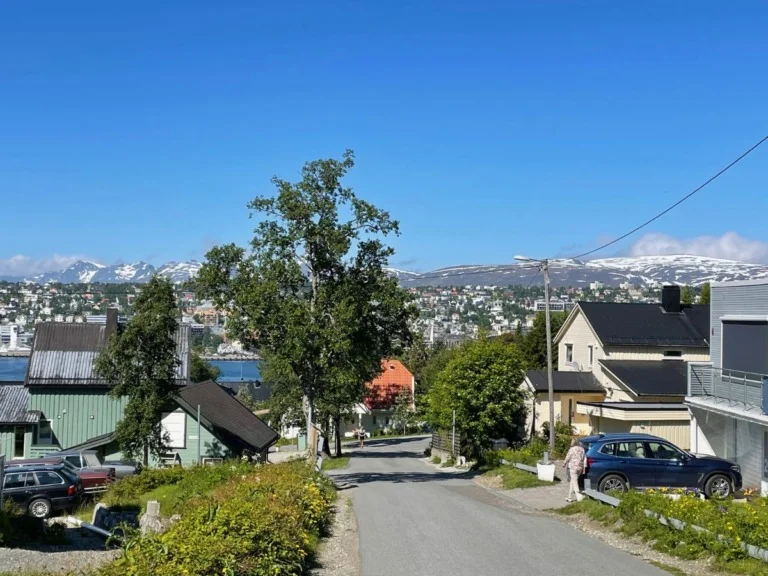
568;135;768;260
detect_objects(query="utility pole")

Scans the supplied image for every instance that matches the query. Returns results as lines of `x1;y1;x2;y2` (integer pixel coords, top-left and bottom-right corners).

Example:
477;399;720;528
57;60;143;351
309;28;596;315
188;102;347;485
515;255;555;454
542;259;555;454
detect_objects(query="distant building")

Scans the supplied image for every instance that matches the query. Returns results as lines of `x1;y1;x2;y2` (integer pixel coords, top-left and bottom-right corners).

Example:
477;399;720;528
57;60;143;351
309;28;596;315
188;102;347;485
0;325;19;349
534;299;575;313
589;281;605;291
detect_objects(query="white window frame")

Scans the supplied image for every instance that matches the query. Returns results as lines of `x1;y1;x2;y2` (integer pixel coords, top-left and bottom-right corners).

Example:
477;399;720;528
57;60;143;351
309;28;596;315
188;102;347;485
565;343;574;364
161;410;187;449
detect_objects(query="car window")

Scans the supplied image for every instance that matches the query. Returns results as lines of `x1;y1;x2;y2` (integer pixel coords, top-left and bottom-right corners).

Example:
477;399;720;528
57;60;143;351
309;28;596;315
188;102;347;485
647;442;685;460
35;471;64;485
64;455;81;467
616;442;647;458
598;443;616;455
4;472;34;489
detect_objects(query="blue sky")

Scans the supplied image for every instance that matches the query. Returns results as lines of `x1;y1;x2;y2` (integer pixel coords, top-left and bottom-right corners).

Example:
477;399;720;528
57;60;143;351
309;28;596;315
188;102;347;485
1;1;767;276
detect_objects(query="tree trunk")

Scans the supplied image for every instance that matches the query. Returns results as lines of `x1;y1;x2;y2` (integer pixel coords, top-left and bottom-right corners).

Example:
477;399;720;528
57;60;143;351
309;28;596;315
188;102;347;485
143;444;149;468
333;415;342;457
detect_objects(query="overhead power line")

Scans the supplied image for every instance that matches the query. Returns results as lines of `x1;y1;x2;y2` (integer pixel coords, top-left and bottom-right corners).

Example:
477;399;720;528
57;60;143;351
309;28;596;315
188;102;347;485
568;135;768;260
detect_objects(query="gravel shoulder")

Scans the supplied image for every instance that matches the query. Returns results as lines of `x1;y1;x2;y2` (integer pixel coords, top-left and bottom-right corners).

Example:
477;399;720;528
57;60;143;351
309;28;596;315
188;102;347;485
0;525;118;575
312;492;360;576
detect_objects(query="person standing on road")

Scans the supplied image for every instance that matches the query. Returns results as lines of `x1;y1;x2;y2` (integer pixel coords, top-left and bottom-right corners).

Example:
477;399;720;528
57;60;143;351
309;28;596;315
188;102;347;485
563;438;585;502
358;425;366;449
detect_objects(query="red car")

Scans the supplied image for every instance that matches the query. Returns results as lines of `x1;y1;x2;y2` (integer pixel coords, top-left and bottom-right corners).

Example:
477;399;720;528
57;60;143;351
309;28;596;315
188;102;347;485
5;458;115;494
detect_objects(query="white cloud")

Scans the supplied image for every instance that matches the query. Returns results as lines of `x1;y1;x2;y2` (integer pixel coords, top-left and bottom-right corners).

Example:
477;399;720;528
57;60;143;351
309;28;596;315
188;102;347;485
628;232;768;264
0;255;99;278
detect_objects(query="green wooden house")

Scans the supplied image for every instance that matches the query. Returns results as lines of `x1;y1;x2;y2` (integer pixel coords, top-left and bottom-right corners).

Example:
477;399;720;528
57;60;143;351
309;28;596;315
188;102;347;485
3;312;278;465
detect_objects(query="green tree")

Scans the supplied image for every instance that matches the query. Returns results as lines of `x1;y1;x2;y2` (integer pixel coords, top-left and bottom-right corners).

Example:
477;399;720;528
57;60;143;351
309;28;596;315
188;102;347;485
94;277;180;466
521;311;567;370
418;343;457;401
681;285;693;305
699;282;711;305
392;388;416;436
425;337;529;457
190;352;221;383
196;150;415;456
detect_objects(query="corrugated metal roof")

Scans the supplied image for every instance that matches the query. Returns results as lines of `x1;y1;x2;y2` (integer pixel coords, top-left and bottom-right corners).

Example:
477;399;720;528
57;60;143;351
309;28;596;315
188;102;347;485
27;322;191;386
0;384;40;423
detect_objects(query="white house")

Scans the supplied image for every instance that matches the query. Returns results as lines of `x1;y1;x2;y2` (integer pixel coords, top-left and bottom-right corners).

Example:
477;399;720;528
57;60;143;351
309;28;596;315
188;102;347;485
548;286;710;448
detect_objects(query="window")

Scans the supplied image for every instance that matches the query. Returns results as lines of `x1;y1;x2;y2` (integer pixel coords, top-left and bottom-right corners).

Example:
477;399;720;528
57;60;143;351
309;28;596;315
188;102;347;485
647;442;685;461
598;443;616;456
587;345;594;368
565;344;573;364
35;471;64;486
37;420;53;445
13;427;25;458
616;442;647;458
161;410;186;449
4;472;33;489
64;455;81;468
722;321;768;376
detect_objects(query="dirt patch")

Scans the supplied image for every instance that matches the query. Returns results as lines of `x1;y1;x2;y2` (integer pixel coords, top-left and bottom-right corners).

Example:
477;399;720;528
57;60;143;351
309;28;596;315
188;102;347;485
474;474;503;490
312;493;360;576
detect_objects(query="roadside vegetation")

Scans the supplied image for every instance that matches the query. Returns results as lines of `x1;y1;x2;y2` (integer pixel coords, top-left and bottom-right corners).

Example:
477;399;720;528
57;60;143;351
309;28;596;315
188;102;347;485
556;490;768;575
321;454;351;471
94;460;334;576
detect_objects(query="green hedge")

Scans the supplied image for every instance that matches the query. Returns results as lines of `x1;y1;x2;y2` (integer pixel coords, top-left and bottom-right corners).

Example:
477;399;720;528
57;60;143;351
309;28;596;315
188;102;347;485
99;460;335;576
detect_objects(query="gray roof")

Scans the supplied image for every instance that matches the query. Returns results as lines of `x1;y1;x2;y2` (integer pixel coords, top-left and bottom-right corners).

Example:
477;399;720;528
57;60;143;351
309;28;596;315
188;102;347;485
526;370;604;393
27;322;190;387
0;384;40;424
600;360;688;396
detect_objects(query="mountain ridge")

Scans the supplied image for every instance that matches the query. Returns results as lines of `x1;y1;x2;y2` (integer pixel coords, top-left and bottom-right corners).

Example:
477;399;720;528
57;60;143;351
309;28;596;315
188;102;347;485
4;254;768;287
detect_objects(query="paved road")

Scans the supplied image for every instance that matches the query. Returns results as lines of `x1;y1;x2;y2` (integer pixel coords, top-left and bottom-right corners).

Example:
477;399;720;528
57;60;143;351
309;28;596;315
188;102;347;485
329;436;664;576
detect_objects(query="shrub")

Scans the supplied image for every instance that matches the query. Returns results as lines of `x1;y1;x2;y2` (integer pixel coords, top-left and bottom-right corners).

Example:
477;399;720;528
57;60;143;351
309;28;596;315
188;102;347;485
540;421;575;457
101;466;186;505
442;456;456;468
98;461;335;576
0;501;68;548
431;456;442;465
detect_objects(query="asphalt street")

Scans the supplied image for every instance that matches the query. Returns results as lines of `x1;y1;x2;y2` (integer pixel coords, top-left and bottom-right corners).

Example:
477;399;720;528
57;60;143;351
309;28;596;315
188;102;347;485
328;436;665;576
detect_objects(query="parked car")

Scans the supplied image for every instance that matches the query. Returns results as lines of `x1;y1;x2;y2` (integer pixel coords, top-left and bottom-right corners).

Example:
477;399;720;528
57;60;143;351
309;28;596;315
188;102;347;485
581;433;743;498
6;457;114;494
102;458;142;478
45;449;131;478
2;463;83;518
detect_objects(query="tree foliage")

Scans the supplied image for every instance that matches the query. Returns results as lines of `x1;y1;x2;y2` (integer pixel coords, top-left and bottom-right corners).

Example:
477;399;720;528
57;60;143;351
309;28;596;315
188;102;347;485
699;282;711;305
520;311;567;370
392;388;417;435
196;150;415;454
94;277;180;465
425;338;529;456
190;352;221;383
681;285;693;305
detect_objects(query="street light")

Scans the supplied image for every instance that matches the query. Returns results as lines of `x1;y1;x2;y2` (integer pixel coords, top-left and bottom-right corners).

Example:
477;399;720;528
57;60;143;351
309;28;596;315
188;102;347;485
515;255;555;455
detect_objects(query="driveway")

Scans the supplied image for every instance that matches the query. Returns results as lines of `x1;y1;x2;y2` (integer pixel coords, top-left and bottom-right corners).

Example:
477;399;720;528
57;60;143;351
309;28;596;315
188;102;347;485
328;436;664;576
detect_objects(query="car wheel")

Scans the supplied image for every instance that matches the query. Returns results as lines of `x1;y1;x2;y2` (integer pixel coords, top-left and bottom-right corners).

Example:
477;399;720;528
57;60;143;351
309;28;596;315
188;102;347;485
28;498;52;519
705;474;731;498
599;474;627;494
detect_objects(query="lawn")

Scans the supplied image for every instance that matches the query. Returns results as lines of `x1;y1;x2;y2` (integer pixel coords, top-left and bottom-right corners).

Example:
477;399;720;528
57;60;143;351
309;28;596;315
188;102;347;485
484;465;556;490
321;454;351;471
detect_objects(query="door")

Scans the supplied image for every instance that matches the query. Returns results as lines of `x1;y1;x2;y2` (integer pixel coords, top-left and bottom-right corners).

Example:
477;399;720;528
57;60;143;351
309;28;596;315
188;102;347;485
13;427;25;458
614;441;657;487
2;471;35;507
646;441;697;488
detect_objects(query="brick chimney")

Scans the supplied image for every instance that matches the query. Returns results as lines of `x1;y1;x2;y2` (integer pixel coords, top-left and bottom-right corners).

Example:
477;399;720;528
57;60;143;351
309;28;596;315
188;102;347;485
661;285;681;314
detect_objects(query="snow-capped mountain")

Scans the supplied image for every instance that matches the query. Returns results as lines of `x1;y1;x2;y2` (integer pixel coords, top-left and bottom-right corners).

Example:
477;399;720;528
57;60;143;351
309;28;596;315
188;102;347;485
21;260;202;284
13;254;768;288
396;255;768;288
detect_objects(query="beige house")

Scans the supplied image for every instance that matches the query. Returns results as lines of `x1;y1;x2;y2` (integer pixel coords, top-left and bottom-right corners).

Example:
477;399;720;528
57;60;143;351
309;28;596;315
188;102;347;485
523;370;604;436
547;286;710;449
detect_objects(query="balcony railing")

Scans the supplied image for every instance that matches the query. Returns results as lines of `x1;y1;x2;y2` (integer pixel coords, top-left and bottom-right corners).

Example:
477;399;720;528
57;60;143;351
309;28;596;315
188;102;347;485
689;363;768;412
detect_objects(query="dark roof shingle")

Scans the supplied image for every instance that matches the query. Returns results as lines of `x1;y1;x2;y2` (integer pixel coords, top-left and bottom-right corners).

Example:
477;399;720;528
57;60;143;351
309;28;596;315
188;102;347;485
579;302;709;348
525;370;604;393
0;384;40;424
599;360;688;396
177;380;278;453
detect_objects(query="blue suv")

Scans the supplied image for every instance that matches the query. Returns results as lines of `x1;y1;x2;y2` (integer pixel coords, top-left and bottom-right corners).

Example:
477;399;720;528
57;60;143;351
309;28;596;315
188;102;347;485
581;433;742;498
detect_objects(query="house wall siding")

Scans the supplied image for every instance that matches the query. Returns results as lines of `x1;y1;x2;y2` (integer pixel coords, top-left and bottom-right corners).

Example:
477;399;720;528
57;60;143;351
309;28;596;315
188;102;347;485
0;425;34;460
165;409;235;466
27;388;129;452
531;393;605;436
711;283;768;369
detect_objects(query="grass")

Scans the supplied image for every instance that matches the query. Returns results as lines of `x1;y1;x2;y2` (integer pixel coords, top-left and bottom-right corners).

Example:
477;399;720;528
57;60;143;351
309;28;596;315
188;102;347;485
75;481;189;522
485;465;556;490
554;499;619;524
649;561;687;576
321;454;351;471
